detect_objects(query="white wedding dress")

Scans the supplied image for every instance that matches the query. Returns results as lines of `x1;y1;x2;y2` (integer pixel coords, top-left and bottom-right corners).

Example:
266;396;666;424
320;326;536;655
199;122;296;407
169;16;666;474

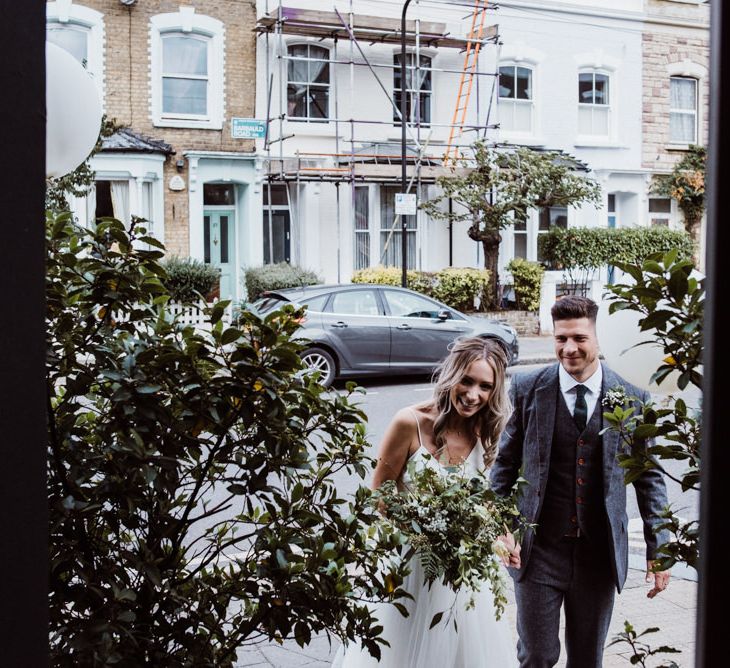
333;418;518;668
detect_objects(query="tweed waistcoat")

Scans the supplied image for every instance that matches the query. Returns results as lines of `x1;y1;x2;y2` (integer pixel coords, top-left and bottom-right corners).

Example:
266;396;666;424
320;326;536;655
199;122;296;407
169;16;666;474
537;389;607;540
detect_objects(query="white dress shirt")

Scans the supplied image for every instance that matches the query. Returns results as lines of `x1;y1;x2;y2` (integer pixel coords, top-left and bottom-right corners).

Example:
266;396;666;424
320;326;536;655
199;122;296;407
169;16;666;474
558;363;603;421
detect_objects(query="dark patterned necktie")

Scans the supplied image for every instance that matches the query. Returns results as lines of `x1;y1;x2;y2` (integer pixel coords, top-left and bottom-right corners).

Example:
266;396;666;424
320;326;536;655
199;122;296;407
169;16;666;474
574;384;588;432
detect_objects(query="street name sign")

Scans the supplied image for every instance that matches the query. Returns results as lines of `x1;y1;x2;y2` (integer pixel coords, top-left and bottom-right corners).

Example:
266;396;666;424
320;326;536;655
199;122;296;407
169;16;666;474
231;118;266;139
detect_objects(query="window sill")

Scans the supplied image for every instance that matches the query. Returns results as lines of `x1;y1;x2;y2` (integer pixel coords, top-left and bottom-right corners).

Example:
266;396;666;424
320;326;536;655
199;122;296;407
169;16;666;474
154;117;223;131
665;143;695;152
573;139;626;148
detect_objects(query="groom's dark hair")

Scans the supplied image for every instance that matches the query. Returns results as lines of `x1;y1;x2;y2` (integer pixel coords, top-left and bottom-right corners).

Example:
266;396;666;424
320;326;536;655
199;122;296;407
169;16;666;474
551;295;598;323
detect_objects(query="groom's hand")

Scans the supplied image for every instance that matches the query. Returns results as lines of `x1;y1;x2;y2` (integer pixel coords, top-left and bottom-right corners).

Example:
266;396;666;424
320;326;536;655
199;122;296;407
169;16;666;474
497;533;522;569
646;560;671;598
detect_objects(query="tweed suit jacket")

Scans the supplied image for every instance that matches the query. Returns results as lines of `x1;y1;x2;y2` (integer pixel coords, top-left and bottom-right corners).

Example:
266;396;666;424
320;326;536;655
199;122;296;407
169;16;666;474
489;362;670;593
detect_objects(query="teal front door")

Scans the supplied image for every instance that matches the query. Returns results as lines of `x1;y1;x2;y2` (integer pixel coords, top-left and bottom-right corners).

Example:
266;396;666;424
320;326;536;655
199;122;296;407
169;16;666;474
204;210;235;299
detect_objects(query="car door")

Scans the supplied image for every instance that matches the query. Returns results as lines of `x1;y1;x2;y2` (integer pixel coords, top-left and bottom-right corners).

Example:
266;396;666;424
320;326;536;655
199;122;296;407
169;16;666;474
382;288;470;370
320;289;391;372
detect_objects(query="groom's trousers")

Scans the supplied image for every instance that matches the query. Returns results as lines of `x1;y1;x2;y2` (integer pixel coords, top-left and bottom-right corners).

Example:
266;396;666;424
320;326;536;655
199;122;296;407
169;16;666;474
513;534;616;668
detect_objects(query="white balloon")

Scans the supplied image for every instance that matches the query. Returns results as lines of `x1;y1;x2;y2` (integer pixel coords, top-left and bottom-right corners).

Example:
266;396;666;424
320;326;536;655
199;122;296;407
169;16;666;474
46;42;103;178
596;299;682;395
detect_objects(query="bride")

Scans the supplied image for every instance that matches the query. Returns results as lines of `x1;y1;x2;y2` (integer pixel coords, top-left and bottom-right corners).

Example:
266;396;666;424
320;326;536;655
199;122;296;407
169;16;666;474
333;337;520;668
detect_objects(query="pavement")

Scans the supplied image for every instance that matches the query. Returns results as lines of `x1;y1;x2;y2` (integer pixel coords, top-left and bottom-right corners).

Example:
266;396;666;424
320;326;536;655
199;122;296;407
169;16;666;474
235;566;698;667
234;335;699;667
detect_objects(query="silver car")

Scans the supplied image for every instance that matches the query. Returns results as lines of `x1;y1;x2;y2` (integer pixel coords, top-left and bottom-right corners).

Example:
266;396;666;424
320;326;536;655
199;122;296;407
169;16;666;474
252;284;519;387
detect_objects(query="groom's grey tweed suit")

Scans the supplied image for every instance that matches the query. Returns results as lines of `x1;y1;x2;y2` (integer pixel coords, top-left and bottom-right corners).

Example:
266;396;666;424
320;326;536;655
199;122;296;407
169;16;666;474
490;363;669;668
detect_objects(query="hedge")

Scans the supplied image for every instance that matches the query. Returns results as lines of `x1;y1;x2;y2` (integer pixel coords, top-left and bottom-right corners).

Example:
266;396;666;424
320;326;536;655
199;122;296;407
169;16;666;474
161;256;220;302
244;262;322;301
538;226;694;271
352;265;491;311
506;258;544;312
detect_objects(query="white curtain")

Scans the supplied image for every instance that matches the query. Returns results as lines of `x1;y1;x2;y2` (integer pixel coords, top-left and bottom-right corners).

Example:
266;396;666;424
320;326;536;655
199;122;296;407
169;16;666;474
110;181;130;227
670;78;697;142
85;185;96;229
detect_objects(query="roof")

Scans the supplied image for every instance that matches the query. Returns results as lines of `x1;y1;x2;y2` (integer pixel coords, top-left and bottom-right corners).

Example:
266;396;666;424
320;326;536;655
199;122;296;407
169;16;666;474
101;128;174;155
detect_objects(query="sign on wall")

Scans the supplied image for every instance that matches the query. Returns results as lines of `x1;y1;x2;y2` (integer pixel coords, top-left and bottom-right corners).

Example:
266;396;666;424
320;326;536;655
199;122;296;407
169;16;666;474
395;193;417;216
231;118;267;139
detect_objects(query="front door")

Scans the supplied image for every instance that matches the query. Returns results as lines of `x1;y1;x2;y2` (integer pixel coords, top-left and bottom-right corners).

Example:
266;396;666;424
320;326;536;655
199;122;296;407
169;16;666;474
204;210;235;299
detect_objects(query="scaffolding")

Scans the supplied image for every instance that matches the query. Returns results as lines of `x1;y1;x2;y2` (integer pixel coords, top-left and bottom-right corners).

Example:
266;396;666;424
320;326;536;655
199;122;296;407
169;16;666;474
255;0;501;279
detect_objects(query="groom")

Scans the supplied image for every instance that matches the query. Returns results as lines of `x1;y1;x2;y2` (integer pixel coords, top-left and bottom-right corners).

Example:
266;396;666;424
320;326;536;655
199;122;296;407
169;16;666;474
491;296;671;668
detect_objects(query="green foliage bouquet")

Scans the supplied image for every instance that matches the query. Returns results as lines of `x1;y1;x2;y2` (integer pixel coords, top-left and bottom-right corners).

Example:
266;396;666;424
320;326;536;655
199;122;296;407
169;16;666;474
372;458;529;622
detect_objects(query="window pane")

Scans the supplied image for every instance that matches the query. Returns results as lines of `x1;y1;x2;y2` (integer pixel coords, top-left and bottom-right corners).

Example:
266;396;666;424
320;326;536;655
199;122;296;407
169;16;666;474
330;290;380;316
671;77;697;111
649;198;672;213
513;100;532;132
355;187;369;230
47;25;87;65
670;112;696;143
220;215;229;264
608;194;616;212
516;67;532;100
539;207;567;230
204;215;211;263
309;87;329;119
578;106;593;134
384;290;440;318
579;73;594;103
302;294;328;312
287;84;307;117
204;184;235;206
499;66;515;99
593;106;609;135
163;78;207;115
264;185;288;206
163;35;207;75
514;233;527;259
594;74;609;105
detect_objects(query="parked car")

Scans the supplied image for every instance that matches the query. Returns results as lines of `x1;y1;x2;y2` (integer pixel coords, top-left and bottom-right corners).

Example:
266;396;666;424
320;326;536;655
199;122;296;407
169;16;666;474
251;284;519;387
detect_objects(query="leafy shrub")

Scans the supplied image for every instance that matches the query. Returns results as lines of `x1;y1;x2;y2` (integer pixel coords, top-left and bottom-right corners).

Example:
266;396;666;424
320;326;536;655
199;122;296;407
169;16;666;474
431;267;490;312
538;227;694;272
244;262;321;301
161;255;220;302
506;258;544;312
352;265;434;293
47;214;409;665
352;266;490;311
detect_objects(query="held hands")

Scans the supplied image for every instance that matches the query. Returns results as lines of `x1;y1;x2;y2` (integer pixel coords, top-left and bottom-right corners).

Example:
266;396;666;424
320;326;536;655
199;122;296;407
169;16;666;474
646;560;671;598
495;532;522;570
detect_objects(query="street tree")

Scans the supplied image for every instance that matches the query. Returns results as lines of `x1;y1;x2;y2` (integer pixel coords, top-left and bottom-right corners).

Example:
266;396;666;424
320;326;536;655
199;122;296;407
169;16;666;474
421;141;602;308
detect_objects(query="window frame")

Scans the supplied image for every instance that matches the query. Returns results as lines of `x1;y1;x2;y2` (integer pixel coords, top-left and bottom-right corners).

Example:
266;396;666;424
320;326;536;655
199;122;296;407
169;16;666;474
150;8;225;130
46;1;105;102
392;52;433;127
669;76;698;145
498;63;534;135
577;69;611;138
286;43;331;122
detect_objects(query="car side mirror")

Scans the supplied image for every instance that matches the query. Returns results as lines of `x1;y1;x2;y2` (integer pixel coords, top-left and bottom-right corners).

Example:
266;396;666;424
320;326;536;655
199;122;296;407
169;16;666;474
437;309;450;321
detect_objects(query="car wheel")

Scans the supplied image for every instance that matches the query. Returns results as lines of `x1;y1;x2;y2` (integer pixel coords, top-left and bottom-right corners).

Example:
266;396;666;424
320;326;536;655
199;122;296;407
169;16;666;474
300;348;337;387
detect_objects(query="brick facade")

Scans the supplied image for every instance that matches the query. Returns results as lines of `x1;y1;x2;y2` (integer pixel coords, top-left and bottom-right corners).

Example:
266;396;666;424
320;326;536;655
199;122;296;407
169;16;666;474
74;1;257;255
642;0;710;172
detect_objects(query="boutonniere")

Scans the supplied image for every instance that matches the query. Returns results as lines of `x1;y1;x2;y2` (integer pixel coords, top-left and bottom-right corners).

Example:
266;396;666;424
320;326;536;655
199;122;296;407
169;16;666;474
602;385;629;410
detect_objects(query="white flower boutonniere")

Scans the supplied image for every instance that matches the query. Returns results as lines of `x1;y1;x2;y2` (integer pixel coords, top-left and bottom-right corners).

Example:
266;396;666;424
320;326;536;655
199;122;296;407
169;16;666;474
602;385;629;410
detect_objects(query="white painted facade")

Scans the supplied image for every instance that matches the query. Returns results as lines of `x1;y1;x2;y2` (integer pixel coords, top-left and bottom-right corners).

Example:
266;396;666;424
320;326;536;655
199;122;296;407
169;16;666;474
252;0;694;322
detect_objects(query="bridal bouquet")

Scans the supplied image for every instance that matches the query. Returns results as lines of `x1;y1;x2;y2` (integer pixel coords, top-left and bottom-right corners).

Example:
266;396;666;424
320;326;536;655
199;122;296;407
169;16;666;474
372;458;530;621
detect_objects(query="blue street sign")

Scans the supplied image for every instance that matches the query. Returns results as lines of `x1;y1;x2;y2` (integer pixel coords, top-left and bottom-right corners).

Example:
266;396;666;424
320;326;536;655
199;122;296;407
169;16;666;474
231;118;266;139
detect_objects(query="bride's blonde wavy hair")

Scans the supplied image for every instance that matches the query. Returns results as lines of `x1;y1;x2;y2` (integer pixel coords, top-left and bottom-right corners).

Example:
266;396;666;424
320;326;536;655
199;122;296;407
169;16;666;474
430;337;511;469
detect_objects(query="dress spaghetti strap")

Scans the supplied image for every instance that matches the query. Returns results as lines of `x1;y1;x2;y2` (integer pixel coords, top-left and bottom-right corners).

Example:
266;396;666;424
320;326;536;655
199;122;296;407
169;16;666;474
408;408;425;450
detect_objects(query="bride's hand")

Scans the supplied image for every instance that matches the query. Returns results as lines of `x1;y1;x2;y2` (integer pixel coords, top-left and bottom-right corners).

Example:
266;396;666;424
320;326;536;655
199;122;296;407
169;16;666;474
496;533;522;569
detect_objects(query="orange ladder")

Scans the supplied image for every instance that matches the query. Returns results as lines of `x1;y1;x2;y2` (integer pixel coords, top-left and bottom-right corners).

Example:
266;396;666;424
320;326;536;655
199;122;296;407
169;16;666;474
443;0;490;165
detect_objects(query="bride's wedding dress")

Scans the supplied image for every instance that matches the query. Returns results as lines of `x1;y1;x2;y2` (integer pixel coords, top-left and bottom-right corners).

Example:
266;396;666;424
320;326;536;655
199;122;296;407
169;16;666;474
333;423;518;668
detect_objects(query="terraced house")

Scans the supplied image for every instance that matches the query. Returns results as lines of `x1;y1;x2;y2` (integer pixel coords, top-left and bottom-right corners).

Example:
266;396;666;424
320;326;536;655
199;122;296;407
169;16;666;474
48;0;709;307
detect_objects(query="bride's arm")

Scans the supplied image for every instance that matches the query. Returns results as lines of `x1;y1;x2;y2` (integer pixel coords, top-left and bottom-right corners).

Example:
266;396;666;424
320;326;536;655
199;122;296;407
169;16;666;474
371;408;418;491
